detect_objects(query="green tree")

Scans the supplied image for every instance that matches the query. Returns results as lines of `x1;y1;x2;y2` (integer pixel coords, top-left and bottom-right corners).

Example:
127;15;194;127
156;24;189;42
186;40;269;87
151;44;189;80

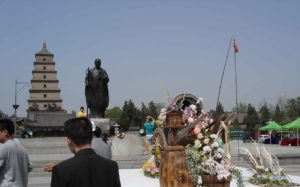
140;102;148;122
286;97;300;121
244;104;259;133
105;106;122;122
140;101;164;123
237;102;248;113
46;103;62;111
273;104;285;123
147;101;159;119
28;103;40;111
259;104;270;125
233;102;248;113
119;100;140;130
119;101;129;130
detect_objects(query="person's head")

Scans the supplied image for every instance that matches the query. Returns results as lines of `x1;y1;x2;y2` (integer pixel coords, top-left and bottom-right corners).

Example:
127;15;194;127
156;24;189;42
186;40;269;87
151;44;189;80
80;106;84;112
93;126;102;138
64;117;93;153
102;133;109;143
0;118;15;143
146;116;153;122
94;58;101;68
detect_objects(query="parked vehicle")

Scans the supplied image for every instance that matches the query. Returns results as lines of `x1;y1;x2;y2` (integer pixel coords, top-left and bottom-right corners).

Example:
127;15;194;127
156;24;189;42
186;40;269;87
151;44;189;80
258;134;270;143
242;133;253;143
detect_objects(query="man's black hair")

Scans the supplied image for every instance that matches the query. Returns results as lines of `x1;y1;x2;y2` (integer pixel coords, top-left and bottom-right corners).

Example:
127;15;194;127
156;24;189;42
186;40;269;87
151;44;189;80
64;117;92;146
0;118;15;135
93;126;102;138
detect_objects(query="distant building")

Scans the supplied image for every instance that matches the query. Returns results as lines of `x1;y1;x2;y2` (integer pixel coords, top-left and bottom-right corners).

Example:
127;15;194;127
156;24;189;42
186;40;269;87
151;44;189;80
28;42;62;111
26;43;73;133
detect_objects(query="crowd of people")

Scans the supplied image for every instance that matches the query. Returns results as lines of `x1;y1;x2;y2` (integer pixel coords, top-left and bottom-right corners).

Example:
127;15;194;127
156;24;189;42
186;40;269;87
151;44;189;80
0;117;120;187
0;107;159;187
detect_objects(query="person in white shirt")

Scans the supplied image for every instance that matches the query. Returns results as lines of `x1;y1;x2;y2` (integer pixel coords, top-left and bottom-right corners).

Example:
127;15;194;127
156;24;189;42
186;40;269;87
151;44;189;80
0;118;32;187
91;124;111;159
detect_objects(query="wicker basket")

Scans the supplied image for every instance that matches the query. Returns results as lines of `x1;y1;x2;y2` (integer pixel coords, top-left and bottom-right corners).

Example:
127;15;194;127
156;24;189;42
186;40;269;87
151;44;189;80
201;175;231;187
166;111;184;128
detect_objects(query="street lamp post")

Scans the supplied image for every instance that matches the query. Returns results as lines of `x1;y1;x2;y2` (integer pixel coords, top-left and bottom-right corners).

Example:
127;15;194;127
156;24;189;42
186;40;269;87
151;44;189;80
12;80;30;136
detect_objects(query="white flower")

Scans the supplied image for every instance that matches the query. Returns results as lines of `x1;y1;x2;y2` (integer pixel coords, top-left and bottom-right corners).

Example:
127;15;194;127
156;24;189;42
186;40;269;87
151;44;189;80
215;153;222;159
211;142;219;148
190;104;197;112
217;148;224;154
210;134;218;139
188;117;194;123
256;165;265;170
203;146;211;153
194;139;202;148
203;138;210;144
265;168;269;172
197;133;203;139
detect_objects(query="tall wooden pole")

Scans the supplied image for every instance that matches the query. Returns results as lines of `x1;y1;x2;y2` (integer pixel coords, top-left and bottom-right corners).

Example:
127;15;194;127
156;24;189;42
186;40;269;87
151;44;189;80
233;38;240;160
216;37;233;110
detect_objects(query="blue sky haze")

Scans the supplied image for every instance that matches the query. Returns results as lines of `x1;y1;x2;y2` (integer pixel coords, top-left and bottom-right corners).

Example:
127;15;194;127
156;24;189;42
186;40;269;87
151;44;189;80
0;1;299;116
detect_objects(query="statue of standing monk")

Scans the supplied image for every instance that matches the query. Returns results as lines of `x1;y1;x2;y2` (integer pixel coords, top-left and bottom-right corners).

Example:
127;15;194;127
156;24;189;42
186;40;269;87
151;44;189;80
85;58;109;118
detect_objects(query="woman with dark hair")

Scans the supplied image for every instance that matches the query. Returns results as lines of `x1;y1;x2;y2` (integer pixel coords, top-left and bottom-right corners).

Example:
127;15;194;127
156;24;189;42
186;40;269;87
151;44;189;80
102;133;109;143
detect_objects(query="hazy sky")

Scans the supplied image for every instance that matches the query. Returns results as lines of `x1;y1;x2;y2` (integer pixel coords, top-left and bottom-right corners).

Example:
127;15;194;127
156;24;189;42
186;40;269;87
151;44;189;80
1;1;300;116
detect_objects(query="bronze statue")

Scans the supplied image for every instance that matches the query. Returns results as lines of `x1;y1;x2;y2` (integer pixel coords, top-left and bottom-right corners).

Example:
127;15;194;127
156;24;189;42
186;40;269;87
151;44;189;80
85;58;109;118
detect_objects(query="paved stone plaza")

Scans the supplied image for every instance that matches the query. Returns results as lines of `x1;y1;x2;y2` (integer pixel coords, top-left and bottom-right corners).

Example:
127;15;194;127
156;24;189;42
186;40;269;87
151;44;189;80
20;133;300;187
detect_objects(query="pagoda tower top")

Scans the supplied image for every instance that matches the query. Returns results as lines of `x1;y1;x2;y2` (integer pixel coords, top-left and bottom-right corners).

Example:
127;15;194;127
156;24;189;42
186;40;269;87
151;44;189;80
35;42;53;57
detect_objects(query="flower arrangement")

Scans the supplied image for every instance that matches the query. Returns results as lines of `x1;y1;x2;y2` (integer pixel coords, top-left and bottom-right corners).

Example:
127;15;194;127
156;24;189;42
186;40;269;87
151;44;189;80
142;155;159;178
185;118;231;187
241;142;297;186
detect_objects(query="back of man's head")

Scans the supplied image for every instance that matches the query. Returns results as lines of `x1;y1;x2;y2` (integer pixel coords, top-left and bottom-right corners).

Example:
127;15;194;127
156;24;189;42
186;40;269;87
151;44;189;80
64;117;92;146
0;118;14;136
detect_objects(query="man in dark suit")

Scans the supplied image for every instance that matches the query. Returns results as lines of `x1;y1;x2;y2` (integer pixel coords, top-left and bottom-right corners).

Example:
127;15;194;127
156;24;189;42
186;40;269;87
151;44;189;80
51;117;121;187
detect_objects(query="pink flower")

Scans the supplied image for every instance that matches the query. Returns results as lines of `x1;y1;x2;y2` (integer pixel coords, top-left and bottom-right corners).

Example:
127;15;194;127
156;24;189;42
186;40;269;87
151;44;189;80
193;127;201;134
204;138;210;144
194;139;202;148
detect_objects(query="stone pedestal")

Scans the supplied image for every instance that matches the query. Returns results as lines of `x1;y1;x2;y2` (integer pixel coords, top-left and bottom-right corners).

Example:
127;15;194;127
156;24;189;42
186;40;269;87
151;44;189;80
90;118;110;133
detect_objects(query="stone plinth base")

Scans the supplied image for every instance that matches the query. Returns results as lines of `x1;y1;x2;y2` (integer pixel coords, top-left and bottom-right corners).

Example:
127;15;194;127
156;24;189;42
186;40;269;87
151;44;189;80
90;118;110;133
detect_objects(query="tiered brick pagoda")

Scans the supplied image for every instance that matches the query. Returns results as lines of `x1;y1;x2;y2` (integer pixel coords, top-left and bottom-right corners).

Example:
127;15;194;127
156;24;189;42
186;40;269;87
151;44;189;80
28;42;62;111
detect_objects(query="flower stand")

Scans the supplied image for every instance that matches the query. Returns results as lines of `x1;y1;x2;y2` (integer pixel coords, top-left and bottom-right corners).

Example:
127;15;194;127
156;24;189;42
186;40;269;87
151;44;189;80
159;146;194;187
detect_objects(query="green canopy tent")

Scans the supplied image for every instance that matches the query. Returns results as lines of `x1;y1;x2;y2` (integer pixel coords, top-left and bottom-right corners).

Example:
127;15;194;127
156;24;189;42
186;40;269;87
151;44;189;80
259;121;283;131
283;117;300;146
259;121;283;144
283;117;300;130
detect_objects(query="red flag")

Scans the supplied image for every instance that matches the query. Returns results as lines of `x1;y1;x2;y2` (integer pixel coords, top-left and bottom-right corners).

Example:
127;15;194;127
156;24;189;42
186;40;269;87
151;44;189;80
233;39;239;53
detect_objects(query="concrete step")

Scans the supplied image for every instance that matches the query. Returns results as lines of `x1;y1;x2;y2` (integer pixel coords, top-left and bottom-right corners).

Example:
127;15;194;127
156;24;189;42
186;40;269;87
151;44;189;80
26;146;70;154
